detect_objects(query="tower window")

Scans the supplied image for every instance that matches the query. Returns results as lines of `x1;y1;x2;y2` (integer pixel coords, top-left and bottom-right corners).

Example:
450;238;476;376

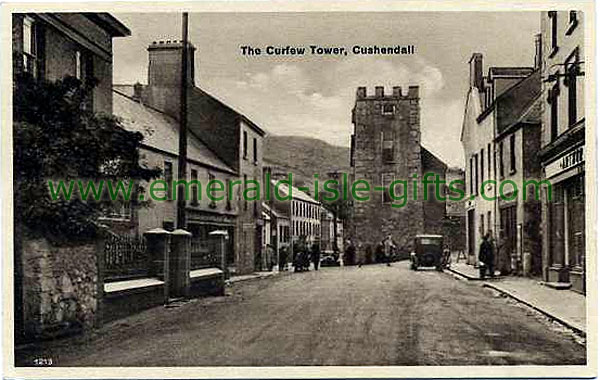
382;129;394;163
382;104;395;115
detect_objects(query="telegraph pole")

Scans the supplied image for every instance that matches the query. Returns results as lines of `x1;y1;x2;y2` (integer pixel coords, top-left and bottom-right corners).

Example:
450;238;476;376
177;12;189;229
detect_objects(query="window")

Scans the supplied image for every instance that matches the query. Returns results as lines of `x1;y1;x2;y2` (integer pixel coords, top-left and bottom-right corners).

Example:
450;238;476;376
191;169;199;205
480;148;484;182
474;154;479;195
509;134;516;173
550;81;559;140
226;179;232;210
22;16;37;76
382;129;394;163
382;104;395;115
253;137;258;163
480;214;485;237
164;161;173;201
499;142;505;178
75;51;82;80
548;11;558;55
382;173;394;203
487;144;491;179
487;211;491;235
209;173;217;208
469;157;473;194
567;11;579;35
243;131;248;159
567;62;579;127
243;174;247;211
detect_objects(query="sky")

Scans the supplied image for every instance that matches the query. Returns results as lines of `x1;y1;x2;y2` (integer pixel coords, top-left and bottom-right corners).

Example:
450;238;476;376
112;12;541;167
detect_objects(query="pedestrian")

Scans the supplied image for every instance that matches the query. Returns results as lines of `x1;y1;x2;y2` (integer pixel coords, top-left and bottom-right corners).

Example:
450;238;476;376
344;239;356;266
478;231;495;279
383;235;396;266
311;243;321;271
496;230;510;276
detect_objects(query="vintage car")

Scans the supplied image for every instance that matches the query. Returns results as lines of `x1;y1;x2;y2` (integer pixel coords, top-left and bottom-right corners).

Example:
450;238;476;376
410;234;444;271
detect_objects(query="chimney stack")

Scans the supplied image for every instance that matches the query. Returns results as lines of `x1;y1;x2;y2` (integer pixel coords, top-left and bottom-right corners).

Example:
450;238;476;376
469;53;483;91
145;40;196;119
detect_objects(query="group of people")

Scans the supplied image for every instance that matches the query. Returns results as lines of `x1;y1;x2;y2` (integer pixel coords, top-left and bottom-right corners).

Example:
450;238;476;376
478;230;512;279
293;243;322;272
344;235;397;267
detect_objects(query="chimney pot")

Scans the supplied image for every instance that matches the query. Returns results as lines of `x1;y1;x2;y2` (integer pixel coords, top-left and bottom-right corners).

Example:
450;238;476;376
408;86;419;98
375;86;384;97
356;87;366;99
393;86;402;97
133;82;143;102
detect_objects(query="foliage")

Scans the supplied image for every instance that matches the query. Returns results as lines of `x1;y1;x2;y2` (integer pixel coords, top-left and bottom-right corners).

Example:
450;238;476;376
13;73;160;242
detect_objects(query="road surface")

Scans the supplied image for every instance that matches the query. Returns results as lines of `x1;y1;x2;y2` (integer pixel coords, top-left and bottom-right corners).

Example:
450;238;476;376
17;263;586;366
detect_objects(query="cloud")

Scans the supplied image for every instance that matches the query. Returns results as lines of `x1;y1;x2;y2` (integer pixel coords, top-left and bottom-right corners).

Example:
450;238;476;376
200;57;464;166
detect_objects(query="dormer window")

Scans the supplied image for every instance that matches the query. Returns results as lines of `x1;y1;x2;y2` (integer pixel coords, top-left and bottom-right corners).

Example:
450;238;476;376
382;104;395;115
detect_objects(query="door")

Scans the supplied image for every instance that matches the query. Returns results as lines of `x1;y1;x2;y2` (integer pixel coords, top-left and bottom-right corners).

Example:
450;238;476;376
468;210;475;257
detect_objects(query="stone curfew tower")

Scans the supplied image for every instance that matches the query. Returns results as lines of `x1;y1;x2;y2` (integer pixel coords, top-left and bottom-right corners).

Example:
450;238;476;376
349;86;431;262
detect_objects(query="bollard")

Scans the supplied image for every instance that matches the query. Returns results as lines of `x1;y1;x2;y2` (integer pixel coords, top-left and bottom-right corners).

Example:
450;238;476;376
144;228;171;304
169;229;192;299
209;230;229;279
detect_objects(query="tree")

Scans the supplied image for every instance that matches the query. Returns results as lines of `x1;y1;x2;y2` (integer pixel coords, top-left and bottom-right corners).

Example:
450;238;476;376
13;73;160;242
320;171;352;253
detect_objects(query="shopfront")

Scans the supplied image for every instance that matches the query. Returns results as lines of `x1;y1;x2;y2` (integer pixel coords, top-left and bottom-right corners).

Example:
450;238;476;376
543;144;585;293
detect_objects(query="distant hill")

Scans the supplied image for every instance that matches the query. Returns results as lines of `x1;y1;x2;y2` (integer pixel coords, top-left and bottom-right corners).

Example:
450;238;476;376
264;135;350;184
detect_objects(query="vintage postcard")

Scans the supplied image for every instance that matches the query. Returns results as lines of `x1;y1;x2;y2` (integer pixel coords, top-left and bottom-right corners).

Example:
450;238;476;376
1;1;596;378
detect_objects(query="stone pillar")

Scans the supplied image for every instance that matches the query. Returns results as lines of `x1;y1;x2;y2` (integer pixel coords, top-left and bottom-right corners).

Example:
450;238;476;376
144;228;171;303
209;230;229;279
169;229;192;299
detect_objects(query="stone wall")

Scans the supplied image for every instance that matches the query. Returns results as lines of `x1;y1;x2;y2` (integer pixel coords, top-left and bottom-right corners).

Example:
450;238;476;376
21;237;100;338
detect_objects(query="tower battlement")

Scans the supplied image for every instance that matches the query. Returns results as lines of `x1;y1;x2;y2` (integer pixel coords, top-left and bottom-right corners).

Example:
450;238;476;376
355;85;419;100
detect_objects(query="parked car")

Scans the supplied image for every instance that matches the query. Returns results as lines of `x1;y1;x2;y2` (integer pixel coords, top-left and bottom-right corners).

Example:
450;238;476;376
410;234;444;271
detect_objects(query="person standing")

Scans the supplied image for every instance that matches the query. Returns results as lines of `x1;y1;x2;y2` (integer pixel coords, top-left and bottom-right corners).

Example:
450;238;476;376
478;231;495;278
311;243;321;271
383;235;396;267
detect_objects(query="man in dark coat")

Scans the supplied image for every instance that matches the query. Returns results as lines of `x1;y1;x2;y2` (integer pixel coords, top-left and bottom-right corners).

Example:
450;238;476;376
311;243;321;271
479;232;495;279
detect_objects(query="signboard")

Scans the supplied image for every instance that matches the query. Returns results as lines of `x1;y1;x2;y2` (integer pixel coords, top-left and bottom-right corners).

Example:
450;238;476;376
545;145;584;179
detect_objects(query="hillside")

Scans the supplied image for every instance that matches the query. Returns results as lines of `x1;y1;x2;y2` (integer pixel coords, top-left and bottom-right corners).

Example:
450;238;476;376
264;135;350;183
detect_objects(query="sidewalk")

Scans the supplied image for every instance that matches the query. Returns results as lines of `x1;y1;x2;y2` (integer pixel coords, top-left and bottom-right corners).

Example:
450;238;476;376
226;270;282;284
448;260;586;336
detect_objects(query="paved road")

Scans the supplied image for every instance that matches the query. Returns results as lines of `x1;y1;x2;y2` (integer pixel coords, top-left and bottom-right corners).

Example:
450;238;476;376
17;263;585;366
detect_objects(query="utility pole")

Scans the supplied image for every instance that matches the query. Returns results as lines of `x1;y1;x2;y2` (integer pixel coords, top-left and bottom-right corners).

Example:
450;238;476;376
177;12;189;230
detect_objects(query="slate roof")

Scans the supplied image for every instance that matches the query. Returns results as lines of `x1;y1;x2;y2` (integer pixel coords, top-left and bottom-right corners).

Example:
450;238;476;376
112;88;236;174
270;180;320;204
495;70;542;136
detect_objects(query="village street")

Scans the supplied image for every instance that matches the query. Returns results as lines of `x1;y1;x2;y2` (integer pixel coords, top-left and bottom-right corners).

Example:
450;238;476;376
16;263;585;367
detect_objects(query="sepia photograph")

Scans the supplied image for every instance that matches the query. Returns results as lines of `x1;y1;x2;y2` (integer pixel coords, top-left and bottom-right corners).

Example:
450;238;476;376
2;1;596;378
